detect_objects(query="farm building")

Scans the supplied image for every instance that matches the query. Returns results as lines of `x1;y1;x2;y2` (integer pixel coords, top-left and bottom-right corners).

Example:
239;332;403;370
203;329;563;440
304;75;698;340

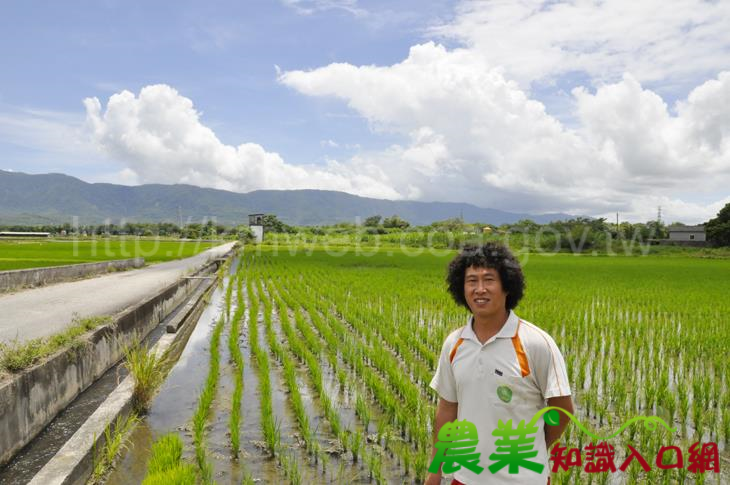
248;213;264;243
0;231;50;238
667;225;706;242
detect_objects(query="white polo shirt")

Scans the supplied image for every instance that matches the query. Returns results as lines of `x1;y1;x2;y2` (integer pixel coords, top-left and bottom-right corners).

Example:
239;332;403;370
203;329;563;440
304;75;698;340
429;310;571;485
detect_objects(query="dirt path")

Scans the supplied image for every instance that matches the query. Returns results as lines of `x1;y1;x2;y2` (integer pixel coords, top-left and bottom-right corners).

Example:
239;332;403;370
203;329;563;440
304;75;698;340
0;242;236;344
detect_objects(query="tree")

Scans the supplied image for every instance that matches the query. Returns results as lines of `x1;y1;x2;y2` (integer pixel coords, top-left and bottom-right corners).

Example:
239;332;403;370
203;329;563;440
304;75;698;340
236;226;255;242
383;215;410;229
364;215;382;227
705;203;730;247
262;214;295;233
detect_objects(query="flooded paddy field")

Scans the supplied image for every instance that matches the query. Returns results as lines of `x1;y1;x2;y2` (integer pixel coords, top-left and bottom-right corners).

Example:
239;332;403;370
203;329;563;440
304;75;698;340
105;248;729;484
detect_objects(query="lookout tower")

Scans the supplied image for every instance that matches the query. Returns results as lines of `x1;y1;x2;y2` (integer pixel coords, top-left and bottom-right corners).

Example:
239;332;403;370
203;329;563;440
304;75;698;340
248;213;264;243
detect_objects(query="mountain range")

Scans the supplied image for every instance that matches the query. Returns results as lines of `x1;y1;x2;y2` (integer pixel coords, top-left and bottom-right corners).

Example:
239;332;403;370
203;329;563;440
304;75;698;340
0;170;573;226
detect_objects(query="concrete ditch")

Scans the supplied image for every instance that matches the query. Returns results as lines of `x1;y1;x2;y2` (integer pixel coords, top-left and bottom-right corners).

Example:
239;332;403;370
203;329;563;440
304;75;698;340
0;245;236;469
0;258;145;294
28;270;219;485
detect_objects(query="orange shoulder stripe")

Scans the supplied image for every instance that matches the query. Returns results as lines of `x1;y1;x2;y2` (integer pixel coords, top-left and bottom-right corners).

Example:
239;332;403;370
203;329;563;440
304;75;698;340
449;337;465;363
511;321;531;377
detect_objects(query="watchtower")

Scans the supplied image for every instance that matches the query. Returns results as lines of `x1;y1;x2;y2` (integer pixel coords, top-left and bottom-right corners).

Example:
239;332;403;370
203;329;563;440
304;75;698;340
248;213;264;243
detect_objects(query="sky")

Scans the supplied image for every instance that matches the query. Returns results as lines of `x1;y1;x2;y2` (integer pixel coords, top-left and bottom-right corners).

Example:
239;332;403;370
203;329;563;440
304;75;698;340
1;0;729;224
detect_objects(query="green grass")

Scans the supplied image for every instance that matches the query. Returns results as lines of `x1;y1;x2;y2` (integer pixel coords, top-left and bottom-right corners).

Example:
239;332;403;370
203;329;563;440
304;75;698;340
124;342;166;413
0;315;112;373
0;238;216;271
91;412;140;483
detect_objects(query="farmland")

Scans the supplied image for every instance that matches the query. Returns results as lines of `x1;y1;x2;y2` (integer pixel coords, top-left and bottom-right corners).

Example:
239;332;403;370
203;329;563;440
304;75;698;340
107;245;730;484
0;239;218;271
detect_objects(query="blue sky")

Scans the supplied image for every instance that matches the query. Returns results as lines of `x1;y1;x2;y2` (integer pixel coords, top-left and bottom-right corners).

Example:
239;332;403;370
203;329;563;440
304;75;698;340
2;0;729;223
0;0;448;169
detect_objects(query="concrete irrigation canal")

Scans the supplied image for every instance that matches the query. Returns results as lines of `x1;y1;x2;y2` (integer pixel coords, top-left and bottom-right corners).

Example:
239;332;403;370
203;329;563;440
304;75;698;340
0;242;237;484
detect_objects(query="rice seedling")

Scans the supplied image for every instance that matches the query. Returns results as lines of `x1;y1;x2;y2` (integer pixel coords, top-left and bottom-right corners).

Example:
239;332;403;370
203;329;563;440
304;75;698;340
228;272;245;457
142;433;197;485
136;247;730;484
191;310;225;483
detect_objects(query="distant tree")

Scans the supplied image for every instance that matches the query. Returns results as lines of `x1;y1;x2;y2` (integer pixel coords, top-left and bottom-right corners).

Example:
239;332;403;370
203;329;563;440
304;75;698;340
644;220;667;239
430;218;466;232
236;226;255;242
364;215;382;227
511;219;540;233
705;203;730;247
383;215;410;229
262;214;295;233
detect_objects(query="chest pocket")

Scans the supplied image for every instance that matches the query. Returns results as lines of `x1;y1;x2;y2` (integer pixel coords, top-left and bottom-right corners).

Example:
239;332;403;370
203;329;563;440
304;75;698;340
492;374;540;408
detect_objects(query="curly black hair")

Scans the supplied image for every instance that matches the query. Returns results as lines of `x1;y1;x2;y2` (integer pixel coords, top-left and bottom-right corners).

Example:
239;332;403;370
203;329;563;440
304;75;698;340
446;242;525;311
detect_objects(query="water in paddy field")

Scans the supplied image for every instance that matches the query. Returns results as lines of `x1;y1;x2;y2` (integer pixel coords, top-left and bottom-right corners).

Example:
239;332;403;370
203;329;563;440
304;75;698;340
107;257;421;484
107;258;277;484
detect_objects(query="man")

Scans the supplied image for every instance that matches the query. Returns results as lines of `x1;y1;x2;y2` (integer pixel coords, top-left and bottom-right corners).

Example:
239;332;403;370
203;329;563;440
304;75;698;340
426;243;573;485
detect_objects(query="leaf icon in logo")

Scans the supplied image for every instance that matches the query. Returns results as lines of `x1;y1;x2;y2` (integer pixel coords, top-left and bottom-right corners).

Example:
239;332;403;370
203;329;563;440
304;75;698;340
544;409;560;426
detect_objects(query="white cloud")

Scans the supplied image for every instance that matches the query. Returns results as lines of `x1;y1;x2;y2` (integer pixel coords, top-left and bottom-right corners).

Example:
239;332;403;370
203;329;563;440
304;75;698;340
432;0;730;91
82;0;730;226
0;108;87;155
280;42;730;223
83;84;400;199
281;0;367;17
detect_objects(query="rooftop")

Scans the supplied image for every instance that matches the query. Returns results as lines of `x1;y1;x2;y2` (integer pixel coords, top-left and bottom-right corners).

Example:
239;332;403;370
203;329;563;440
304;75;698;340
667;225;705;233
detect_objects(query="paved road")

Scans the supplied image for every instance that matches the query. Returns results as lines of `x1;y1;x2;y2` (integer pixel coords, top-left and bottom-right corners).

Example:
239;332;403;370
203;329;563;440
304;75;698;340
0;242;237;344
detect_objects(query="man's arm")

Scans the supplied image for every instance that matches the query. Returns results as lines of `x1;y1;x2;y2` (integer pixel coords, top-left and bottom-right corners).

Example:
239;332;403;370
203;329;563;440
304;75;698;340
424;397;458;485
545;395;574;449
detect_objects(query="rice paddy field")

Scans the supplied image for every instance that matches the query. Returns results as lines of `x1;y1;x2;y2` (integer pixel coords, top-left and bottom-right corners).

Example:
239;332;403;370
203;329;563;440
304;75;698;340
113;246;729;484
0;239;218;271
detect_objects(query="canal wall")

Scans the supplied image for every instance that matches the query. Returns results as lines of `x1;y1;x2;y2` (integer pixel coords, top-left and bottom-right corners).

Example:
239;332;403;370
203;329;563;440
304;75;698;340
29;272;218;485
0;258;145;293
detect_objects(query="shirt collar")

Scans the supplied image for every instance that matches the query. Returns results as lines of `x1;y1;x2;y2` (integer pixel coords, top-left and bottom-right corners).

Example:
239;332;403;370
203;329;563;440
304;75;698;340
461;310;520;342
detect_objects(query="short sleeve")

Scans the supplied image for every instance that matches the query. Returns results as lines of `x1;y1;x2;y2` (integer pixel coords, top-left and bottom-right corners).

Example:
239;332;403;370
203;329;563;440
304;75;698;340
429;334;458;403
531;332;571;400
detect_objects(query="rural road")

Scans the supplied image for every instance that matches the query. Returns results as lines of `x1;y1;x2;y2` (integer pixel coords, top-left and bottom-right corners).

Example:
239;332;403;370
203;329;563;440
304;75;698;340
0;242;237;344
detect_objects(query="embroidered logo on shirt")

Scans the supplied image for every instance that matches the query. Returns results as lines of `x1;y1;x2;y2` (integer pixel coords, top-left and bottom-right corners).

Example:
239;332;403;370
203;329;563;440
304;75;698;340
497;385;512;403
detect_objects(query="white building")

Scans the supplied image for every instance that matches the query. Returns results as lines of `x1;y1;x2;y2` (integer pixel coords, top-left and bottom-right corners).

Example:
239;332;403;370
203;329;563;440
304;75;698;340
248;213;264;243
667;225;706;242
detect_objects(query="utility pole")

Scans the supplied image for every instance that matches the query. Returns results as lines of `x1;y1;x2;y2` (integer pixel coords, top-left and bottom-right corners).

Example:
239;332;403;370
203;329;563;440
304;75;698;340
657;206;662;224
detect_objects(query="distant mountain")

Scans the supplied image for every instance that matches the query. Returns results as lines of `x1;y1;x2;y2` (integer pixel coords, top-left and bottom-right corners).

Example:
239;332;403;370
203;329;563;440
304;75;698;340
0;170;574;226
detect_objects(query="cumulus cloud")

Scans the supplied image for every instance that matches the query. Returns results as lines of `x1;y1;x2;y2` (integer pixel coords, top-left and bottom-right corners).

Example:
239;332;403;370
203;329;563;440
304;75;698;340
280;42;730;222
82;50;730;224
432;0;730;90
83;84;400;199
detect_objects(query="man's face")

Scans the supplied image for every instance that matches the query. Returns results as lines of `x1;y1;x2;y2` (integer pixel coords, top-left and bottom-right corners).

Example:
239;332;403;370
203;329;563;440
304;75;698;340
464;265;508;318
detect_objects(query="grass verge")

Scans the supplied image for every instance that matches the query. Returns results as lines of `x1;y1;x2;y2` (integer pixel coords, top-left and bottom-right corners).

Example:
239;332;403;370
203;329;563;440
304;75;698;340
0;315;112;374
